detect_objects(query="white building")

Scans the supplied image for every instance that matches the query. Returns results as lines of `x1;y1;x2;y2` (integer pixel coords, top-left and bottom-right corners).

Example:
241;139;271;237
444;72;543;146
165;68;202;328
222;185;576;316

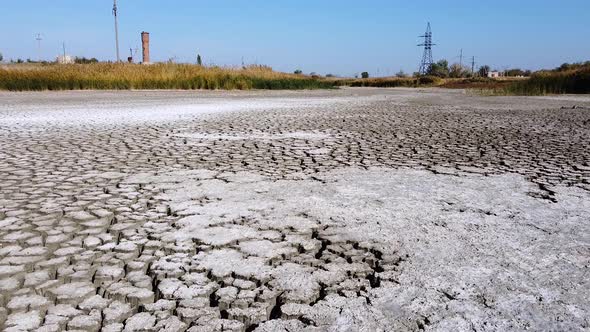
487;71;503;78
56;55;74;64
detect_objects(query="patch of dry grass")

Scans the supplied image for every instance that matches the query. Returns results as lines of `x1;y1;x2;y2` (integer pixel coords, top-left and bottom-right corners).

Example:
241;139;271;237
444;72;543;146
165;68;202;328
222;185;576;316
502;67;590;95
0;63;334;91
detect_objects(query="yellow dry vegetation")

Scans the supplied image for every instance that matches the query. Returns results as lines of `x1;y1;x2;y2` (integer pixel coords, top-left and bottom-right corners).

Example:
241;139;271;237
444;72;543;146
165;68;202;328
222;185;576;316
0;63;333;91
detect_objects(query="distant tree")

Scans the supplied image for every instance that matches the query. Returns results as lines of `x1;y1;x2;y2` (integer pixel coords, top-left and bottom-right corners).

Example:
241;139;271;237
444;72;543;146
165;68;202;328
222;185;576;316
361;72;369;79
16;58;24;64
478;65;491;77
556;61;590;72
395;70;407;78
449;63;468;78
0;53;3;62
294;69;303;75
197;54;202;66
557;63;572;72
74;57;99;64
325;73;335;78
505;68;527;77
428;59;450;78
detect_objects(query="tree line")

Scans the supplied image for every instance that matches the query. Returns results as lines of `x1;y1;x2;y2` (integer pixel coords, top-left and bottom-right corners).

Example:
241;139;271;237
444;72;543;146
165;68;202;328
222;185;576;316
422;60;532;78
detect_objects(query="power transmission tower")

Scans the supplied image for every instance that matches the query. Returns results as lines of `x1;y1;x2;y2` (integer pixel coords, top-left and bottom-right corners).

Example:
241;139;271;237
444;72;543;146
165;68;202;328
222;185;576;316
113;0;120;62
35;33;43;61
417;22;435;75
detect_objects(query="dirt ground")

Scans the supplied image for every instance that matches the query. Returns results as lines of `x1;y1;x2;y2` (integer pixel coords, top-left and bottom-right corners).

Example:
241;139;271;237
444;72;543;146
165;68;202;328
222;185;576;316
1;88;589;331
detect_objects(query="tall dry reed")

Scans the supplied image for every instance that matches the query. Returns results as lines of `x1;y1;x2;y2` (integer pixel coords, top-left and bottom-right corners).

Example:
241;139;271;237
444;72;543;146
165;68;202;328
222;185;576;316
0;63;334;91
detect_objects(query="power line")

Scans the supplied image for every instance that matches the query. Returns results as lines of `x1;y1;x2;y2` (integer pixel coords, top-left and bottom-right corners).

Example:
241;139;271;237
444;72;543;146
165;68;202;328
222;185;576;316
113;0;120;62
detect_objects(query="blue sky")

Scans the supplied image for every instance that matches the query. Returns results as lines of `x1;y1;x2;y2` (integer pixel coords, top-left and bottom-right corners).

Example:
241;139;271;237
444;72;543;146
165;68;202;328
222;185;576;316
1;1;589;76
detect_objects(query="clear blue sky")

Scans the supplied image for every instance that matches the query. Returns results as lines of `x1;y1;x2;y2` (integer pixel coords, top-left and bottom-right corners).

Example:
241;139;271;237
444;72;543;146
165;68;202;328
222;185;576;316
1;0;589;76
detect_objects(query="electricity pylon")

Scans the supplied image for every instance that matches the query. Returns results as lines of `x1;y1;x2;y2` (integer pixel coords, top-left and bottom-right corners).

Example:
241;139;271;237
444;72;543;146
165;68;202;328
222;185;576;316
417;23;435;75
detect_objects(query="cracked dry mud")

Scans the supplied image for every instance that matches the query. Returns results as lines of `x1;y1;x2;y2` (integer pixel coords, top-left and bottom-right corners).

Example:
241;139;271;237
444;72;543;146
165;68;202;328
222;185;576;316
0;88;589;332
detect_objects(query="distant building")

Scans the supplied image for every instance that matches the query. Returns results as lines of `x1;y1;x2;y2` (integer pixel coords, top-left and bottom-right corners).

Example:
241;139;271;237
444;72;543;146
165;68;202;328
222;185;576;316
56;55;74;64
487;71;504;78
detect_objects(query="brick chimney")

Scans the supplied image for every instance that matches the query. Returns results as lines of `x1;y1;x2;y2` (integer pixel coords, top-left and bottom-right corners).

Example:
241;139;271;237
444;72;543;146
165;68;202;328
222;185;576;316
141;32;150;64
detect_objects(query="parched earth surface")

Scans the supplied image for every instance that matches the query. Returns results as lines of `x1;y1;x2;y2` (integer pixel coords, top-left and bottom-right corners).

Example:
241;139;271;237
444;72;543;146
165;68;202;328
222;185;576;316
0;88;589;332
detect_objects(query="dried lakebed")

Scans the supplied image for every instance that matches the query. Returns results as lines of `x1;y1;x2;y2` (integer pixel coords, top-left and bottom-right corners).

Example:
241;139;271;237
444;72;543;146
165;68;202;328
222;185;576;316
0;89;589;331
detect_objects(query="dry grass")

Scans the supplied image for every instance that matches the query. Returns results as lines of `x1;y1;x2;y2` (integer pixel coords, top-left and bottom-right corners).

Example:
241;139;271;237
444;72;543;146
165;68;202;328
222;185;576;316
331;76;521;89
0;63;334;91
7;62;584;95
330;76;440;88
502;67;590;95
440;77;524;90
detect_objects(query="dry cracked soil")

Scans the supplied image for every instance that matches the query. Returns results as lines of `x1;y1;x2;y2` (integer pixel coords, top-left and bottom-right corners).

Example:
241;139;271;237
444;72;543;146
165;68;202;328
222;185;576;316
0;88;589;332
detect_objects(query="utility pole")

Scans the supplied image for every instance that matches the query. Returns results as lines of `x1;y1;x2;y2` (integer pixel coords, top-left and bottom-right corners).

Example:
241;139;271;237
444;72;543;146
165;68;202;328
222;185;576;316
113;0;120;62
63;42;66;59
35;33;43;61
471;56;476;76
459;49;463;68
